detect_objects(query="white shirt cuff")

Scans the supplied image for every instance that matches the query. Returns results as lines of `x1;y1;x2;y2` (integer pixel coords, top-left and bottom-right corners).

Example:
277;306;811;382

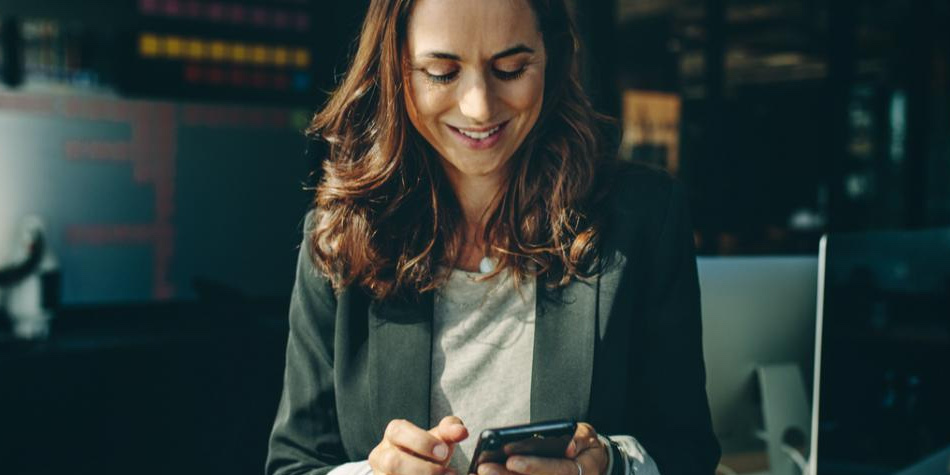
328;460;374;475
606;435;661;475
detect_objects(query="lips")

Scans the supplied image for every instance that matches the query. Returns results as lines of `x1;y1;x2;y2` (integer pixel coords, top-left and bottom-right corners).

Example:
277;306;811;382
456;124;502;140
447;121;509;150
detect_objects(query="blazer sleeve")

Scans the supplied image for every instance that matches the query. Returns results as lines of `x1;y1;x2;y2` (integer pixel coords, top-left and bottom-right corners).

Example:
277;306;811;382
266;212;349;475
629;180;721;474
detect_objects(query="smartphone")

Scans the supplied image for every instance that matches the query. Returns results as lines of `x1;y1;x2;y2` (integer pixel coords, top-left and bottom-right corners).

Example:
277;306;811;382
467;419;576;474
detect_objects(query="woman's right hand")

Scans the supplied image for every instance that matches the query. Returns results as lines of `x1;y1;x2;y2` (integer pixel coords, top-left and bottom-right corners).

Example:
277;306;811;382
369;416;469;475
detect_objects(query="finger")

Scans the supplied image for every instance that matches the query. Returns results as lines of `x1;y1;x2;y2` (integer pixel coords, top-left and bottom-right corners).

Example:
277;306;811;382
369;444;454;475
506;456;579;475
385;419;452;463
477;462;518;475
575;439;610;475
427;416;468;466
430;416;469;444
567;423;601;458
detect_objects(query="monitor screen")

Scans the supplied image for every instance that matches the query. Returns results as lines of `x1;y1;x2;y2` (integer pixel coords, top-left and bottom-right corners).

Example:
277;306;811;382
698;256;818;454
811;230;950;474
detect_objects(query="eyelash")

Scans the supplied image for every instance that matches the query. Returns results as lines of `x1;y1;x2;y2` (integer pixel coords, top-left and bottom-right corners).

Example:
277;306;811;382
424;67;527;85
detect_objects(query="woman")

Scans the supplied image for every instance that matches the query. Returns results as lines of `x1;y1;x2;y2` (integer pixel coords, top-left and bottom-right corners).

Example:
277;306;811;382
266;1;720;475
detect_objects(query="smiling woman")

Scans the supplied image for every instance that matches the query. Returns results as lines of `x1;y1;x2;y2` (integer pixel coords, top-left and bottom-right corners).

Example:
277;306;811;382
404;0;548;272
306;0;605;293
267;1;720;475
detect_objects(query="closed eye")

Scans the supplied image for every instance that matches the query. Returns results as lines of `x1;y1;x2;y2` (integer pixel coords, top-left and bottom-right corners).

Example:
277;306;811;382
422;66;527;84
493;67;527;81
424;70;459;84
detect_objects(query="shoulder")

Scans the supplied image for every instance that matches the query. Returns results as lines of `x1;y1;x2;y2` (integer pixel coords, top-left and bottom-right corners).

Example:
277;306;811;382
603;161;681;205
303;207;320;235
296;208;336;300
598;161;688;240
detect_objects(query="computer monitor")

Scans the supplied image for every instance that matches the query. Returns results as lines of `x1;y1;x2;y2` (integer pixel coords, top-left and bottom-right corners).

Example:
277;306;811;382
697;256;818;454
810;230;950;474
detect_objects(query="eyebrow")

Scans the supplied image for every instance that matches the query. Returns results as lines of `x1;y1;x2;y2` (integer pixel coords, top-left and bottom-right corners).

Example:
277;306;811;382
419;44;535;62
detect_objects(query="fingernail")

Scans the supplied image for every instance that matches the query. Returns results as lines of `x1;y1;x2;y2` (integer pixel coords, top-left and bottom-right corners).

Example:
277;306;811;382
487;469;500;475
568;440;577;455
434;443;448;459
510;458;527;471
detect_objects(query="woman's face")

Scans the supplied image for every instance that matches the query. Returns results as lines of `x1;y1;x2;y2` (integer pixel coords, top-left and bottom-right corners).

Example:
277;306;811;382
404;0;546;185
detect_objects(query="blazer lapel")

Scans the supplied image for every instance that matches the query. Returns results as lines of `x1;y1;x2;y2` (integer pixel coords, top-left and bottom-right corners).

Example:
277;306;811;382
369;292;433;435
366;266;608;434
530;274;597;422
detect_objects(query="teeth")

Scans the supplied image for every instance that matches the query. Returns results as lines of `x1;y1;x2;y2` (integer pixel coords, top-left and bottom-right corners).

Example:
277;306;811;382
458;125;500;140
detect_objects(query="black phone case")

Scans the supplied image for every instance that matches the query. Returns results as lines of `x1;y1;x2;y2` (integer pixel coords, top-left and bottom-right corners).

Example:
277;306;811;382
467;420;576;474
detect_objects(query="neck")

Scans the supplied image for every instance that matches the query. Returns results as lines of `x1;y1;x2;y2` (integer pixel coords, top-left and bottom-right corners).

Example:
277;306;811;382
441;169;505;275
445;170;505;235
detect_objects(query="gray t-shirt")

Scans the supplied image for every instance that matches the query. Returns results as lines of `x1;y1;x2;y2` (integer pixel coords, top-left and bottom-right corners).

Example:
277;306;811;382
430;268;536;474
324;270;660;475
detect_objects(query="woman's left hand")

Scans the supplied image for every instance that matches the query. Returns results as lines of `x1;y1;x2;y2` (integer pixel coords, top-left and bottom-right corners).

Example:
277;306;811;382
477;422;609;475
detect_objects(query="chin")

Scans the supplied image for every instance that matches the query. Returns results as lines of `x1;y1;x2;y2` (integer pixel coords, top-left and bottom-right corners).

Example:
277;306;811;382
446;154;508;177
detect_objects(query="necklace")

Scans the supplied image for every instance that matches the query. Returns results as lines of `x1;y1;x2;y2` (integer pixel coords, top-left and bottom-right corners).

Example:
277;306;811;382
478;256;496;274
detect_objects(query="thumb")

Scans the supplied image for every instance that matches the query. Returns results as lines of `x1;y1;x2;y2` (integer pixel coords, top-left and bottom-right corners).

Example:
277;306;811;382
429;416;469;444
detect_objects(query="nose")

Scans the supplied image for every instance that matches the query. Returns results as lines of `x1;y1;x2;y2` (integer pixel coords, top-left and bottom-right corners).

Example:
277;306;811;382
457;72;494;123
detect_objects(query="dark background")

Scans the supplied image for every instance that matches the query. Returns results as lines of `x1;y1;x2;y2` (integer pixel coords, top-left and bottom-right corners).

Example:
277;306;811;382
0;1;948;474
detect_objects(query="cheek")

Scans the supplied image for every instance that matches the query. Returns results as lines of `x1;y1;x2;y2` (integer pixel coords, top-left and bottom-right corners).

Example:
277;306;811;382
409;77;453;124
502;76;545;115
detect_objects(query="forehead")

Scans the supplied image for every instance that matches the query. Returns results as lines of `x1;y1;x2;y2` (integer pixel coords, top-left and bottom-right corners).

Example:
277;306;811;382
406;0;542;57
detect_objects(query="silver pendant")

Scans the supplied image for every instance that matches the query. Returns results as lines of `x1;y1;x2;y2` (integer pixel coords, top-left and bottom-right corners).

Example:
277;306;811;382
478;256;495;274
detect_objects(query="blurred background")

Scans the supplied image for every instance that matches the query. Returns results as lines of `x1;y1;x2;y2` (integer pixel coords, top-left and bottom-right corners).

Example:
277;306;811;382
0;1;947;474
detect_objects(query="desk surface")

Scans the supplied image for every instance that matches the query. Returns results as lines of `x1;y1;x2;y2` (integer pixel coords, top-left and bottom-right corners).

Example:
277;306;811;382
719;450;770;474
0;304;289;475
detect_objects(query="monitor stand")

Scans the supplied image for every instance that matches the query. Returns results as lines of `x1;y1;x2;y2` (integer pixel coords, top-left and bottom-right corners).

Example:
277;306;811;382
757;363;811;475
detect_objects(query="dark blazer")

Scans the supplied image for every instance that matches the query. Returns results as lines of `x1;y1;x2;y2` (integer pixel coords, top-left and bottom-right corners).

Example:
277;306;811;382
266;164;721;475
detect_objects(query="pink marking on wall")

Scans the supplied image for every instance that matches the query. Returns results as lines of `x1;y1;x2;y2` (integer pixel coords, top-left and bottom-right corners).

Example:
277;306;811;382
0;92;181;299
135;0;307;32
164;0;181;16
273;11;289;29
251;7;268;27
185;64;202;83
0;95;57;115
183;0;201;18
274;73;288;90
229;4;245;23
295;14;310;31
61;97;178;299
64;141;132;161
207;67;225;84
208;2;225;21
139;0;159;14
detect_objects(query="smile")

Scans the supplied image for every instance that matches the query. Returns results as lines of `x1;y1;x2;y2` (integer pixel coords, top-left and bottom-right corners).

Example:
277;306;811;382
458;124;501;140
447;121;509;150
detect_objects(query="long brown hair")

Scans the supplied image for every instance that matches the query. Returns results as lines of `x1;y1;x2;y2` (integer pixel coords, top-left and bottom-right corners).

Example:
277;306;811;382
308;0;613;300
